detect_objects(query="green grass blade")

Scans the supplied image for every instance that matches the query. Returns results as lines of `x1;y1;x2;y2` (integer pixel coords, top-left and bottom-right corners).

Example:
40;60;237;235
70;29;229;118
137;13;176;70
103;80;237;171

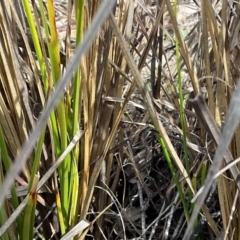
21;175;38;240
38;0;71;221
174;0;189;175
56;190;66;235
68;0;84;227
0;208;9;240
22;0;48;92
158;136;190;220
28;129;46;192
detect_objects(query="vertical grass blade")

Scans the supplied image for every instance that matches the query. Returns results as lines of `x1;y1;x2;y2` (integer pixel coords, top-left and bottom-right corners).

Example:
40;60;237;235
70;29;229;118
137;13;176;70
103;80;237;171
21;175;39;240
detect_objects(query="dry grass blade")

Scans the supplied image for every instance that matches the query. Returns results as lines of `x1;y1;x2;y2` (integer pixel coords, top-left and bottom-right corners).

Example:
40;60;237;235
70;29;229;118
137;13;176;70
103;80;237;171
183;80;240;240
200;0;214;115
224;189;239;239
60;220;89;240
215;157;240;178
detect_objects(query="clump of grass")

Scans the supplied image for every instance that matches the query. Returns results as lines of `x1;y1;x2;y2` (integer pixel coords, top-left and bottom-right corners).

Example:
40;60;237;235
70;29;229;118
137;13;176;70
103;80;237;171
0;0;240;239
